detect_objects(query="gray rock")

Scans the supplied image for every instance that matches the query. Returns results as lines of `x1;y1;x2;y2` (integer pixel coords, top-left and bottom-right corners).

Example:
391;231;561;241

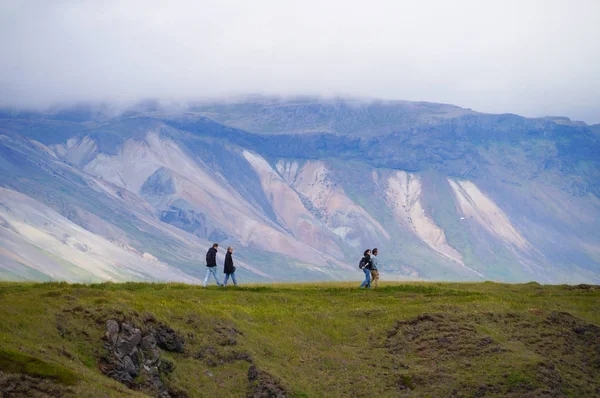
106;319;119;334
116;336;134;358
105;319;120;345
106;367;134;385
122;355;138;378
115;325;142;358
142;334;160;366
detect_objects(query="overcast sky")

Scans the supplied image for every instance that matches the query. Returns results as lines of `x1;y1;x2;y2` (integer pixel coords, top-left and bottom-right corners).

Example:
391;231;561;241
1;0;599;123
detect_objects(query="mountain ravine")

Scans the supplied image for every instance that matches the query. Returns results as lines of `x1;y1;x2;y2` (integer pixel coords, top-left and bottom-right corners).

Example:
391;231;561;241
1;97;599;283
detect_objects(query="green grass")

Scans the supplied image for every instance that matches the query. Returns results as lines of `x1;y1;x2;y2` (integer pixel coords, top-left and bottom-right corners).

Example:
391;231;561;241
0;348;79;385
0;281;599;397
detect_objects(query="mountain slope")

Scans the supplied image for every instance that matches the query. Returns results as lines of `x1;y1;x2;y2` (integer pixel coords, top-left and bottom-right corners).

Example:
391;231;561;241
1;97;599;283
0;187;195;282
0;130;338;282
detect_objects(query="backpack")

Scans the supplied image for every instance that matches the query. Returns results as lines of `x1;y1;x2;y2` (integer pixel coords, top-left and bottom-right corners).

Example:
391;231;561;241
359;257;367;269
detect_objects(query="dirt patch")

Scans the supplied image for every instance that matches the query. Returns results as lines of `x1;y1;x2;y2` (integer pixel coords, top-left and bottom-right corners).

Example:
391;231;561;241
194;345;253;367
187;316;251;367
214;325;243;347
153;324;185;353
246;365;287;398
533;361;564;397
56;305;137;342
384;311;600;397
384;312;579;397
0;371;73;397
485;311;600;396
565;284;600;291
386;313;506;359
185;315;243;346
449;361;567;398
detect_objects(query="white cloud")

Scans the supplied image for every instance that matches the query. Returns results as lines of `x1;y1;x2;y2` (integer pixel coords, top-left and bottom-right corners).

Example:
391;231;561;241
1;0;599;123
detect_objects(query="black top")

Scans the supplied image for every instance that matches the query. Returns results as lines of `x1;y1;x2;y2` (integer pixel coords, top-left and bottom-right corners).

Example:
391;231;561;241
224;252;235;274
363;254;373;270
206;247;217;267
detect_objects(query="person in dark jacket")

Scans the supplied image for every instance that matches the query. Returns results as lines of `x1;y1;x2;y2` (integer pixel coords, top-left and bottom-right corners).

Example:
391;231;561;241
359;249;372;288
203;243;223;287
223;246;237;286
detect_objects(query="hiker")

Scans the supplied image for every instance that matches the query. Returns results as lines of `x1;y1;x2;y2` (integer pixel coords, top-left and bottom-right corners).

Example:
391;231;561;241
370;248;380;288
223;246;238;286
203;243;224;287
359;249;372;288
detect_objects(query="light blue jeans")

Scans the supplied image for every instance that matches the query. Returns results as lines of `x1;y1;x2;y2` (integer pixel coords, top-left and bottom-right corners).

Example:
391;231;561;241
360;268;371;288
224;272;237;286
203;267;223;287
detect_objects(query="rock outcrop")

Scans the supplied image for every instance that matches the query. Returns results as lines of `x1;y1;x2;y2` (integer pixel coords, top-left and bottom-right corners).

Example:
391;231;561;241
100;319;183;397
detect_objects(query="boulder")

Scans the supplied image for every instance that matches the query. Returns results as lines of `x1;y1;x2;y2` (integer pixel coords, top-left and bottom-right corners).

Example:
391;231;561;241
115;323;142;358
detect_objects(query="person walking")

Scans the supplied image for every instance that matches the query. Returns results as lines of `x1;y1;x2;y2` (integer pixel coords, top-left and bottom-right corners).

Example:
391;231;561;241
359;249;372;288
370;248;380;288
203;243;224;287
223;246;238;286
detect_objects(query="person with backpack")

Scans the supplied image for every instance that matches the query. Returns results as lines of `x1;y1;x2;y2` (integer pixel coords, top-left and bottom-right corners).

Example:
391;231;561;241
370;248;380;288
359;249;372;288
223;246;238;286
203;243;224;287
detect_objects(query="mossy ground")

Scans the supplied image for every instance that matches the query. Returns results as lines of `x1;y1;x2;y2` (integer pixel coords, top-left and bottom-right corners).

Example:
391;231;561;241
0;281;599;397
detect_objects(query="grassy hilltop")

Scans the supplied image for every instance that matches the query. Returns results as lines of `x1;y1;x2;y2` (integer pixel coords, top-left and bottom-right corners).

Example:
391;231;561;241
0;281;599;397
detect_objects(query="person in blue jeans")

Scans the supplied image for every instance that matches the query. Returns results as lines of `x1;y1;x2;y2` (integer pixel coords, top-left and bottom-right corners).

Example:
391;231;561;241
223;246;237;286
203;243;224;287
359;249;373;288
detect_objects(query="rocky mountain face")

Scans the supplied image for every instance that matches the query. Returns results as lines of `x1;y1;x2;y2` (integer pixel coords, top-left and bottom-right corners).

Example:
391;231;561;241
0;97;599;283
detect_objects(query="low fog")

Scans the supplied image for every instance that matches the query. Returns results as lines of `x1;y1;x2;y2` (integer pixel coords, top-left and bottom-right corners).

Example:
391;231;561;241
1;0;599;123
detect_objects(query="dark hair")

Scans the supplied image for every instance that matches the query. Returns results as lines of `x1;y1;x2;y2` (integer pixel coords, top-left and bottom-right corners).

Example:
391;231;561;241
363;249;371;256
212;243;219;248
372;248;378;254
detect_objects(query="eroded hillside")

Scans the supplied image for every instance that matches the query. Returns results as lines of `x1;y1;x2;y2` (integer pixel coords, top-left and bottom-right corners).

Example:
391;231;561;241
1;98;599;283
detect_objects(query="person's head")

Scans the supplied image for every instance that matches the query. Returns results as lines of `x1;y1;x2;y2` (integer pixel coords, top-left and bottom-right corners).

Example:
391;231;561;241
364;249;371;257
227;246;233;253
212;243;219;249
372;248;378;256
